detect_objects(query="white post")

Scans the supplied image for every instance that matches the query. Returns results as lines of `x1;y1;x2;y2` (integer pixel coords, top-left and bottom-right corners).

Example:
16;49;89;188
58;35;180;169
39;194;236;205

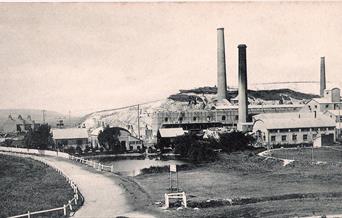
74;194;78;204
27;211;30;218
164;193;169;208
182;192;187;208
101;164;104;171
63;205;67;216
111;165;114;173
93;161;96;168
68;200;72;210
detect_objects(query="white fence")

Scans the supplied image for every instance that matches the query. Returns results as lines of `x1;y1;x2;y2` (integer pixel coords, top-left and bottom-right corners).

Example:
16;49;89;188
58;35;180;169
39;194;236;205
70;156;115;173
0;146;69;158
0;151;83;218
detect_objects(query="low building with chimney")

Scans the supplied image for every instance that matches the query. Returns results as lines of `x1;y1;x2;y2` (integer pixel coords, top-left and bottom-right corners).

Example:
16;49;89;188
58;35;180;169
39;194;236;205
252;112;336;148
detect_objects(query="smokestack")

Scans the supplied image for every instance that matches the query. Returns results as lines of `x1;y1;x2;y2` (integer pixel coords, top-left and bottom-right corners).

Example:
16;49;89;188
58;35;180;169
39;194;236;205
320;56;326;97
238;44;248;131
217;28;227;101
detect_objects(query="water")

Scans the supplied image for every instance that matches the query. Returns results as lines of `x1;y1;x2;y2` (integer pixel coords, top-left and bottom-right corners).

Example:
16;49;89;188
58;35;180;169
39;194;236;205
98;157;186;176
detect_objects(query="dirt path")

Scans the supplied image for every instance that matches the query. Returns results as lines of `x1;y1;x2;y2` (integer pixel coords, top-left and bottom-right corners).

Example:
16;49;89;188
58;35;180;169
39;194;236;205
40;156;155;218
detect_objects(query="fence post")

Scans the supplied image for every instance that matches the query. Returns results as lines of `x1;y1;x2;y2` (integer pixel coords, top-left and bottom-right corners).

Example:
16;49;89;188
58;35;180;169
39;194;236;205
63;204;67;216
74;194;78;204
68;200;72;210
164;193;169;208
28;211;30;218
111;165;114;173
93;161;96;168
101;164;104;171
182;192;187;208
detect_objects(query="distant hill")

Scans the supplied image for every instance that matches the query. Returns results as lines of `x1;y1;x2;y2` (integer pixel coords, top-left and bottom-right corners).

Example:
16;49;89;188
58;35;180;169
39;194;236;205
0;109;81;130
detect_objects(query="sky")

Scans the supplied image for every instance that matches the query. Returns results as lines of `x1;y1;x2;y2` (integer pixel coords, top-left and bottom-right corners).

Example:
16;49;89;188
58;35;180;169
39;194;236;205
0;2;342;115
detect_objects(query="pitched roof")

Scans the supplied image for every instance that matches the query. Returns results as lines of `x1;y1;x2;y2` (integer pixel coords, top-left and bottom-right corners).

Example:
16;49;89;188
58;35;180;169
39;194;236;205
52;128;89;140
159;128;185;138
325;110;342;116
254;112;335;130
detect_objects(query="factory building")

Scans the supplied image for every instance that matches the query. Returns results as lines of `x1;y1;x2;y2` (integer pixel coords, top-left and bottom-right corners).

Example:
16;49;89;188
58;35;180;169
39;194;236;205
301;88;342;113
152;104;302;136
252;112;336;148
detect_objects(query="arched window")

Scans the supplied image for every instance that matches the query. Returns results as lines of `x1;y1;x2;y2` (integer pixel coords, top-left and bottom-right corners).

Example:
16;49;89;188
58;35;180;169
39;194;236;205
193;117;197;121
222;115;226;121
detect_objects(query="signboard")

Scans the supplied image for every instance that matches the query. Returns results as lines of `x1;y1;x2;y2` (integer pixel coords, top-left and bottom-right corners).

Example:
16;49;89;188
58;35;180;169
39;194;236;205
170;164;177;172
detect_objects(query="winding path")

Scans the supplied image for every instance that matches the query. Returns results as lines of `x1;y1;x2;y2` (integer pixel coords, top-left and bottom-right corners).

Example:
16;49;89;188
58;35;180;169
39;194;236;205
38;156;155;218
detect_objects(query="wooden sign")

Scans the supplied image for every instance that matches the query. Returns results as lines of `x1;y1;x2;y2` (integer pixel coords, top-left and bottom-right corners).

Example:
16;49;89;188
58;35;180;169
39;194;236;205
170;164;177;172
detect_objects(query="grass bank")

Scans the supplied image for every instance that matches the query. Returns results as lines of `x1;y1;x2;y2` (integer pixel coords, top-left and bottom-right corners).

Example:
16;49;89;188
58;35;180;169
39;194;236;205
131;150;342;217
0;154;74;218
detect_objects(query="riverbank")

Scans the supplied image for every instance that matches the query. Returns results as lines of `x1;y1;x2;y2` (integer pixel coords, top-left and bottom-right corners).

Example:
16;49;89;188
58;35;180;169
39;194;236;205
124;151;342;217
0;154;74;218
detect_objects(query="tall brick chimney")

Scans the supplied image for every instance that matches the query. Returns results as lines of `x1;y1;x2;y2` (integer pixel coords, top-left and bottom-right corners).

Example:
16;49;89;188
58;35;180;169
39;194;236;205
217;28;227;101
237;44;248;132
320;56;326;97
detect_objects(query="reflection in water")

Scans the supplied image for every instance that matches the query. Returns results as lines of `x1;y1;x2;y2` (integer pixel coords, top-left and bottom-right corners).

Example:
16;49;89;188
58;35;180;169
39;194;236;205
97;157;185;176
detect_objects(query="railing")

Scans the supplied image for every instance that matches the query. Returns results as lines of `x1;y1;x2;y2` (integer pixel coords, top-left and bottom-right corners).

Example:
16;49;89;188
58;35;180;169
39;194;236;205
70;156;115;173
1;152;83;218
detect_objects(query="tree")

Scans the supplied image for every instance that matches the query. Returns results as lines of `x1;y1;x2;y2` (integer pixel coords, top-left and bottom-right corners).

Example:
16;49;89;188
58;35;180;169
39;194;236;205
24;124;54;149
218;131;255;153
98;127;122;153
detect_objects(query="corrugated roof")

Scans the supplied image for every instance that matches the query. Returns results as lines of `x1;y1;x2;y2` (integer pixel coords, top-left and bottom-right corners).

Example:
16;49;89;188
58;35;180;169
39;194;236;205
52;128;89;140
159;128;185;138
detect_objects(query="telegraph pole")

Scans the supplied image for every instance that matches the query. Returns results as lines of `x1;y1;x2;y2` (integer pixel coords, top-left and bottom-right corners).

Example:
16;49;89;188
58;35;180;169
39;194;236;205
42;110;46;124
68;110;71;127
137;104;140;139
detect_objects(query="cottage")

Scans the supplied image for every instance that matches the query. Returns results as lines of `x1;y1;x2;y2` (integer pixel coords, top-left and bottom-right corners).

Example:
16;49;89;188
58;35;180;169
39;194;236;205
1;115;38;133
89;126;143;152
52;128;89;148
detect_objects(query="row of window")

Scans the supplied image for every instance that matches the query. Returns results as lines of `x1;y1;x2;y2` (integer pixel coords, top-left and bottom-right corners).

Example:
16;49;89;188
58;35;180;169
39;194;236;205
164;115;238;123
271;134;308;142
269;127;334;133
129;141;141;145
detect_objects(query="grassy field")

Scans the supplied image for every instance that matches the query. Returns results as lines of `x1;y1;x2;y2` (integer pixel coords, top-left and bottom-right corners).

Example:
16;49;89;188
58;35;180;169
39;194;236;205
133;151;342;217
0;154;74;218
270;146;342;163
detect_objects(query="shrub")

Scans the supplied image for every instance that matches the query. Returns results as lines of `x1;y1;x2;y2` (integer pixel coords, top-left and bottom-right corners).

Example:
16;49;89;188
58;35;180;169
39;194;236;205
218;131;255;153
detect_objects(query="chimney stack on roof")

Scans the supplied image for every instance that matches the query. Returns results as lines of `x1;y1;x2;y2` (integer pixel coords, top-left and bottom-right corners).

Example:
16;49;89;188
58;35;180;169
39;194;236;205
217;28;227;101
320;56;326;97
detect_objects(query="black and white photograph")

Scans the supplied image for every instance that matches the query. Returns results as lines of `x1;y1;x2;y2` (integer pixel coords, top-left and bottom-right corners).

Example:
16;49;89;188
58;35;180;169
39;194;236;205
1;1;342;218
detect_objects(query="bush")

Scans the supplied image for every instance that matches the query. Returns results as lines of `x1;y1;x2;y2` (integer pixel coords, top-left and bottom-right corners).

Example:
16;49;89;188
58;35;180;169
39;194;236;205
173;134;218;163
64;147;75;154
218;131;255;153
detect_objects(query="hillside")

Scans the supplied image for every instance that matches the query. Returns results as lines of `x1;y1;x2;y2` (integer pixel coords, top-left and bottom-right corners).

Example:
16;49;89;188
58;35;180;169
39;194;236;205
80;87;318;140
0;109;81;130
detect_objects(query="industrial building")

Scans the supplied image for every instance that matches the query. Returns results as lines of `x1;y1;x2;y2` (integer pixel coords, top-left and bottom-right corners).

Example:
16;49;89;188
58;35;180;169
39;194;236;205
252;112;336;147
152;28;304;139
